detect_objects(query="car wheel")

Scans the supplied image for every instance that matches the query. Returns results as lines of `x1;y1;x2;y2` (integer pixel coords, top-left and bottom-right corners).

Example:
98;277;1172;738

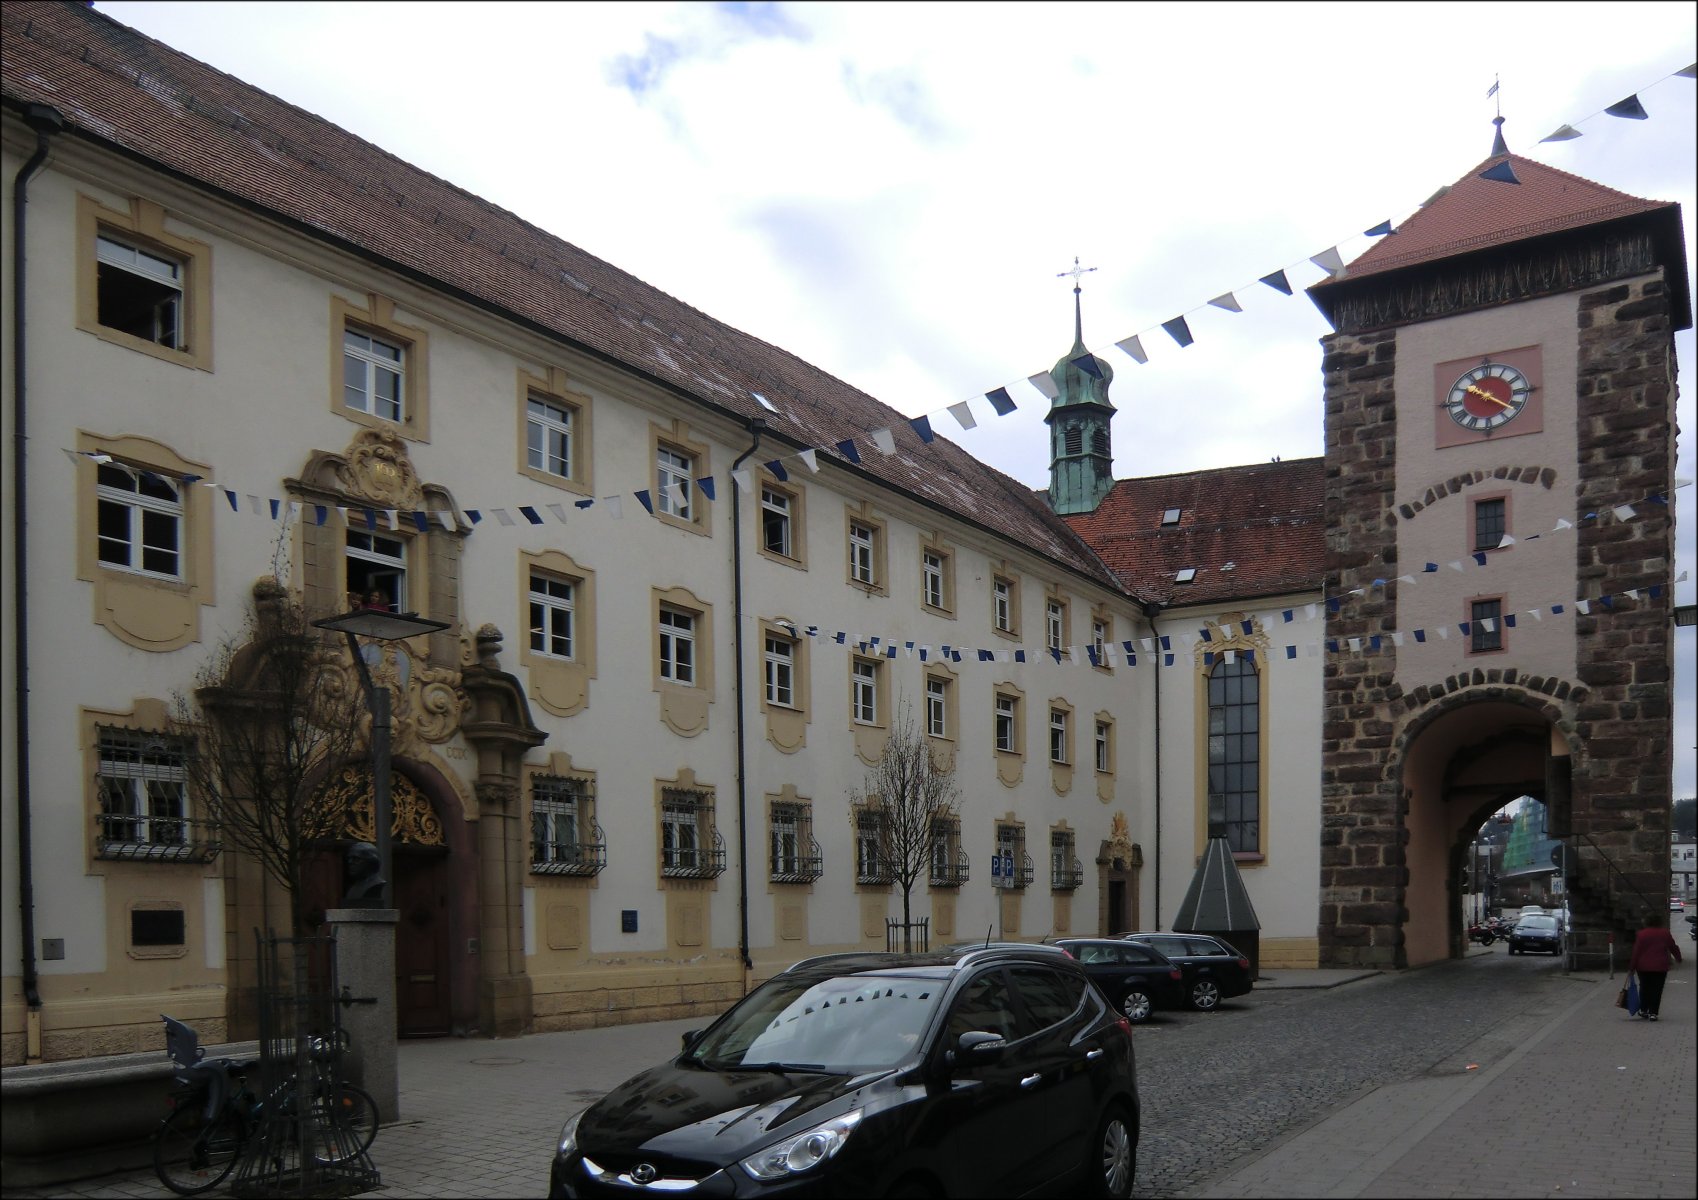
1085;1102;1136;1198
1189;980;1221;1011
1119;989;1153;1024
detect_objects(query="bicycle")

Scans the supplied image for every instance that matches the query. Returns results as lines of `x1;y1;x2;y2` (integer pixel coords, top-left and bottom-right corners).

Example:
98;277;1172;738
152;1014;378;1196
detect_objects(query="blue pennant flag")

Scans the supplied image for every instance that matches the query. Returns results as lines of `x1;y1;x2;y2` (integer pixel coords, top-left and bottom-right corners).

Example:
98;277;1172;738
519;506;543;524
1199;627;1213;643
1458;622;1471;637
1050;649;1063;664
363;508;380;529
834;632;847;644
986;388;1017;416
978;649;994;662
1600;595;1615;609
1014;650;1026;664
465;509;483;524
1203;652;1215;667
1413;629;1427;643
1363;220;1393;237
314;505;328;526
1551;604;1565;616
910;416;935;443
1163;653;1175;667
1282;609;1294;623
1285;645;1297;659
1086;646;1100;667
633;490;654;514
1259;270;1293;295
698;477;716;501
1327;597;1342;613
1604;94;1648;120
1161;316;1194;348
1479;160;1521;185
764;460;788;482
575;498;594;509
835;439;862;464
1424;563;1439;573
412;511;430;531
1071;354;1103;380
1241;619;1254;635
1472;552;1488;566
269;498;281;520
1504;614;1517;628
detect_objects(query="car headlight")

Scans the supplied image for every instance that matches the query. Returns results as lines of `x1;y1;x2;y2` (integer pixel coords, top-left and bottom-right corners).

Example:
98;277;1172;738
556;1108;587;1158
739;1110;863;1181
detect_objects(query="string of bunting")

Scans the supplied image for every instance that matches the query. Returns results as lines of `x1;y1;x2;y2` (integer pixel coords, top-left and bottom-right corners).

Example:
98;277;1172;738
71;446;1686;666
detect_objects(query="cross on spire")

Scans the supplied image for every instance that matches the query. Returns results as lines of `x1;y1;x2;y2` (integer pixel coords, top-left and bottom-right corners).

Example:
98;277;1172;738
1057;256;1097;294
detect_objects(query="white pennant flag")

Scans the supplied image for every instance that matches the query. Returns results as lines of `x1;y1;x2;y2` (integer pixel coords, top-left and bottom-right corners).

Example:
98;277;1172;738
1304;604;1317;621
947;402;977;431
335;505;350;524
1310;246;1346;277
1529;608;1543;621
1449;560;1465;572
1208;292;1243;313
1576;599;1591;614
797;449;819;473
870;428;897;456
1348;638;1361;653
1555;518;1574;531
1116;335;1148;364
1026;372;1060;400
1480;618;1496;632
547;503;570;523
492;508;515;527
664;481;687;509
730;468;753;494
384;509;399;529
604;496;623;519
1436;626;1450;640
1612;504;1636;521
1223;649;1236;664
1497;534;1516;548
1626;588;1640;600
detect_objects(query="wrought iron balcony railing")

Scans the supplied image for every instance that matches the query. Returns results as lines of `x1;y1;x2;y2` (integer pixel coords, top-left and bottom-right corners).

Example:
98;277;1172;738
1052;857;1084;891
532;822;608;877
663;827;728;879
771;835;824;884
929;849;971;888
94;813;222;864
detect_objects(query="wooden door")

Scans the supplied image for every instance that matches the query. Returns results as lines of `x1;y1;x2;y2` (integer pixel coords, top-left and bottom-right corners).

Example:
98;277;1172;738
393;850;450;1037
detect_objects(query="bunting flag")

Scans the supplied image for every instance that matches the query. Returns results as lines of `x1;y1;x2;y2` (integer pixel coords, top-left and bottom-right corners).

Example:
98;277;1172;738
1026;372;1060;400
1604;94;1649;120
835;438;862;464
1258;270;1293;295
909;416;935;444
1115;335;1149;364
870;428;896;455
1309;246;1345;276
1479;160;1521;184
1162;316;1194;348
1362;220;1394;237
985;388;1017;416
1540;124;1582;143
947;402;977;431
1071;353;1105;380
1208;292;1243;313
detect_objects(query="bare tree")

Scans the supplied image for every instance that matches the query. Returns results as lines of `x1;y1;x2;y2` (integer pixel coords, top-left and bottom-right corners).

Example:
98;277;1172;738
173;577;370;936
847;698;961;951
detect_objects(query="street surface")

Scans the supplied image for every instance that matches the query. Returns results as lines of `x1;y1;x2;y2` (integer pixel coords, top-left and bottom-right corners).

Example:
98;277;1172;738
4;948;1692;1198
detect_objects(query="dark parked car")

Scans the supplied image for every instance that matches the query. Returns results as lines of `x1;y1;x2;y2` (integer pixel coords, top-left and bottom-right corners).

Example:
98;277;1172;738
549;946;1139;1198
1055;937;1188;1023
1507;913;1562;955
1121;932;1254;1011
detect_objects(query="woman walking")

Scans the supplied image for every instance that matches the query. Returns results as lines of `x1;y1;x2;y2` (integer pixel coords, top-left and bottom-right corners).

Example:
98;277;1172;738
1626;911;1682;1020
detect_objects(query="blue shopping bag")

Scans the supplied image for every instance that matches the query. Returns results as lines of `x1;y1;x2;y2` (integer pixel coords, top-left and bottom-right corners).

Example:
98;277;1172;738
1625;973;1640;1015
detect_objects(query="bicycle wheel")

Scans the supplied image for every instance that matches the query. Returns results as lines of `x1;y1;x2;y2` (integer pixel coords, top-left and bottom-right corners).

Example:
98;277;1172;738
154;1102;244;1195
309;1083;378;1163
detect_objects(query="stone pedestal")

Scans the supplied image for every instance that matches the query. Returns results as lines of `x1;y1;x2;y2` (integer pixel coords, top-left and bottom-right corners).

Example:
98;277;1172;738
327;908;399;1123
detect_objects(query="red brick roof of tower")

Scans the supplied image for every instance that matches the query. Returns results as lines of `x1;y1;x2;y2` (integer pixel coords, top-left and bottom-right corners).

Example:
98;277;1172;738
1315;152;1677;287
0;1;1122;592
1060;458;1325;608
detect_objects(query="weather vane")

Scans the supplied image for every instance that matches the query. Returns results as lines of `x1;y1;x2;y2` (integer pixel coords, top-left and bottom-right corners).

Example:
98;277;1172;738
1057;256;1097;294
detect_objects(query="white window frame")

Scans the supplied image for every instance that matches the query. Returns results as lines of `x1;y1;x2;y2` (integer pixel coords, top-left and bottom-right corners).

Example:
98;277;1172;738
926;677;949;738
342;327;405;423
761;486;793;558
856;809;887;882
531;775;588;868
528;571;575;661
1093;619;1109;661
662;799;702;872
993;578;1012;632
96;233;184;348
526;394;574;480
1046;600;1065;653
848;520;877;586
852;658;879;725
345;528;408;611
1050;708;1069;764
1095;721;1111;773
995;694;1018;752
764;634;796;708
657;445;694;520
96;463;183;580
922;551;945;609
658;606;697;685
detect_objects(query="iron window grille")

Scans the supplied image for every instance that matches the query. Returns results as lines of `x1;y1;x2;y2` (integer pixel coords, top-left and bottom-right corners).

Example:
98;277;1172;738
94;727;220;863
661;790;726;879
530;775;606;876
1474;498;1506;552
1471;599;1504;653
769;804;823;883
929;818;969;887
855;810;891;884
1051;833;1082;890
996;825;1033;889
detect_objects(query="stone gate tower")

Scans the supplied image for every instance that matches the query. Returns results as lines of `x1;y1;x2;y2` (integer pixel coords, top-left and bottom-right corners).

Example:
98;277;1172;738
1307;132;1688;969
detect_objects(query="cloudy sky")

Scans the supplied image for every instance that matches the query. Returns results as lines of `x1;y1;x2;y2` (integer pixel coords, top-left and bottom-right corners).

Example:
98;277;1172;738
96;1;1696;794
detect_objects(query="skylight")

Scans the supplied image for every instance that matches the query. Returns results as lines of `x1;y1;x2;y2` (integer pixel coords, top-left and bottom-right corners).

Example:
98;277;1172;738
1161;508;1182;526
1175;568;1196;584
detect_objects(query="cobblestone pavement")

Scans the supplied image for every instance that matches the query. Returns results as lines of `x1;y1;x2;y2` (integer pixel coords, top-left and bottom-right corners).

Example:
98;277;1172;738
5;950;1691;1198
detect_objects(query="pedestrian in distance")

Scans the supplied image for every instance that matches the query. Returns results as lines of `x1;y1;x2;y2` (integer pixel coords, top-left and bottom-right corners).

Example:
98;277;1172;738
1626;910;1682;1021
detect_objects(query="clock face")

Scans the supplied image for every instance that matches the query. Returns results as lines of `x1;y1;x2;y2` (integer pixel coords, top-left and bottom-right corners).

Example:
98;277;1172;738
1442;361;1533;432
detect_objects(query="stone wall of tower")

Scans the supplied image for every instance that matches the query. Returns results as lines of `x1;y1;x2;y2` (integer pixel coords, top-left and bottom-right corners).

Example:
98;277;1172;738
1317;328;1406;969
1568;273;1677;930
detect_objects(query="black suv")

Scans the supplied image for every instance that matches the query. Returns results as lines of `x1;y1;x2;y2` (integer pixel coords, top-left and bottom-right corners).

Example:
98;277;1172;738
1121;933;1254;1011
549;946;1139;1198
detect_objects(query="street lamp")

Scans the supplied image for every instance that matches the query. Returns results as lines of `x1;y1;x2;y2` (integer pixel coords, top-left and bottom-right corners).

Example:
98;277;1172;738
310;608;449;905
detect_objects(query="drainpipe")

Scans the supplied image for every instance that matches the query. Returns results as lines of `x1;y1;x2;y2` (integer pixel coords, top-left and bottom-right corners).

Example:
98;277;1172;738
729;418;765;983
1142;601;1163;930
12;102;66;1064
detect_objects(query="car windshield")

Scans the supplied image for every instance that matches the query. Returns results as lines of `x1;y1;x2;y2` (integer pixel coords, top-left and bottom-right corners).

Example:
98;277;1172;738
1519;916;1558;930
685;971;945;1075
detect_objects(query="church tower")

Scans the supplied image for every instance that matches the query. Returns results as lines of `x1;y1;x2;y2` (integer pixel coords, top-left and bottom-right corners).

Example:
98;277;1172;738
1307;119;1687;971
1046;271;1117;515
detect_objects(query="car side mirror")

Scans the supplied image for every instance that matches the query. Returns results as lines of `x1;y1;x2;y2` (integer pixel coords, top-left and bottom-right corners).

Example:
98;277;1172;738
680;1029;704;1053
952;1031;1006;1064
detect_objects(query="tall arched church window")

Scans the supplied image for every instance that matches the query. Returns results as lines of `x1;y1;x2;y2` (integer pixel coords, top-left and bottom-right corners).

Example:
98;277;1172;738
1207;658;1260;853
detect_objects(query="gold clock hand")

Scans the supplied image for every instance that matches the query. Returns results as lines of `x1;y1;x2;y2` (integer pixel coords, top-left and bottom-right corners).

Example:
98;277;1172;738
1465;384;1513;411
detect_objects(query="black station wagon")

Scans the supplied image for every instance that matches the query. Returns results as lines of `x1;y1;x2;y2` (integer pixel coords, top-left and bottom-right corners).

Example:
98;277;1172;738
549;945;1139;1198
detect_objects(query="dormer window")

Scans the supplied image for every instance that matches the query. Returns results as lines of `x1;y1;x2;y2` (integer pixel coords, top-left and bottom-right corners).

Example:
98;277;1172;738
1175;567;1197;584
1161;508;1182;527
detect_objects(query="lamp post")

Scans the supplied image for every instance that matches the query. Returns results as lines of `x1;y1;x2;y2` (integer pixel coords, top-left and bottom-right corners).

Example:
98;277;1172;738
309;606;448;1123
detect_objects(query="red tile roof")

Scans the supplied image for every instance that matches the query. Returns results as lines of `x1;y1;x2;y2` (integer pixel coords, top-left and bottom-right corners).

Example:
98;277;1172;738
1;2;1121;591
1060;458;1325;608
1315;151;1679;286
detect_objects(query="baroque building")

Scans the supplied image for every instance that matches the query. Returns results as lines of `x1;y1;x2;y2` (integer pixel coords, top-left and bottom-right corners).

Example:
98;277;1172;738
0;3;1683;1073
